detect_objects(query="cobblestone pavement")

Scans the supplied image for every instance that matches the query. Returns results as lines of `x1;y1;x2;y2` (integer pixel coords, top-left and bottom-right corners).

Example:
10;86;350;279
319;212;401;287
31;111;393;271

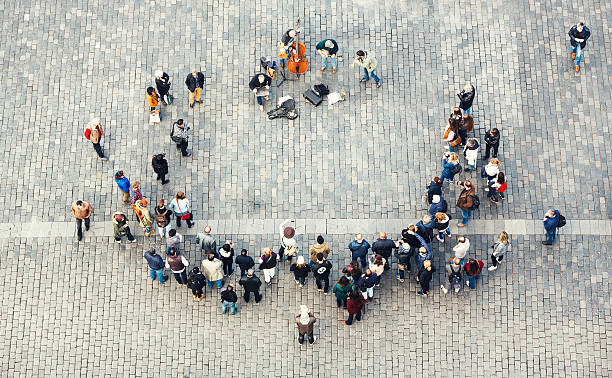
0;0;610;376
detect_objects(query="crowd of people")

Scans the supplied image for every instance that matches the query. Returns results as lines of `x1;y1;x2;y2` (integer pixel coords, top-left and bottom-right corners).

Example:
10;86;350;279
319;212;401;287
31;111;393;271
71;21;585;345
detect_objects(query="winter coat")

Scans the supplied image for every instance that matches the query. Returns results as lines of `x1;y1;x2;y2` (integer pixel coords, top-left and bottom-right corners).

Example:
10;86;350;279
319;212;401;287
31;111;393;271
316;39;339;55
248;74;272;90
311;260;332;278
239;275;262;292
453;239;470;259
544;210;560;231
196;233;217;253
464;260;484;276
144;251;164;270
456;187;476;211
485;130;500;147
357;274;378;290
187;271;206;290
290;264;311;279
568;25;591;48
295;313;317;334
155;206;171;227
132;200;153;228
259;253;278;269
457;87;476;110
84;121;103;144
235;254;255;271
333;283;352;300
372;238;396;259
169;198;190;216
429;199;448;217
155;72;171;96
309;242;330;262
221;289;238;303
347;296;366;314
415;249;433;272
152;156;169;175
114;176;131;193
352;51;377;72
434;213;451;231
492;241;511;258
463;140;480;165
218;247;234;263
441;158;459;179
348;240;371;258
146;92;159;108
426;180;443;204
415;221;435;243
201;258;224;281
185;72;204;92
395;245;413;264
112;212;130;237
417;266;436;286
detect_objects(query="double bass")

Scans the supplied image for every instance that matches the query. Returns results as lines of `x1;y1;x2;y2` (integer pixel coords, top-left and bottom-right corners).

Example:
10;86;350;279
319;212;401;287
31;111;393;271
287;18;308;76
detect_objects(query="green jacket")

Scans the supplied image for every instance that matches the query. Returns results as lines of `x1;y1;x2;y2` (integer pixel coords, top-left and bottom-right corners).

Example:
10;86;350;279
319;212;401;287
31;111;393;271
332;283;352;300
353;51;377;72
112;212;130;237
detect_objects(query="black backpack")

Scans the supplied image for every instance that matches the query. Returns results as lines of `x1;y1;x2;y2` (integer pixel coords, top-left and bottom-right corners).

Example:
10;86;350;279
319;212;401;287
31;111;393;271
170;123;184;143
451;164;462;175
468;194;480;210
557;213;567;228
448;265;462;288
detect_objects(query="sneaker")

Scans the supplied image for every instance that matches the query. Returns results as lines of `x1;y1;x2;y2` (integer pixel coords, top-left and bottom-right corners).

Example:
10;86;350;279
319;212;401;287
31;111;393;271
115;240;121;244
484;187;489;192
396;274;404;283
295;279;300;285
190;103;194;108
466;281;470;287
319;67;325;72
309;336;318;344
457;222;466;227
436;235;444;242
332;68;337;73
416;291;426;297
441;286;448;294
490;198;498;204
259;105;264;112
488;266;497;271
318;289;323;292
99;157;108;161
359;78;368;82
376;81;381;88
571;52;576;60
193;294;197;299
455;287;460;293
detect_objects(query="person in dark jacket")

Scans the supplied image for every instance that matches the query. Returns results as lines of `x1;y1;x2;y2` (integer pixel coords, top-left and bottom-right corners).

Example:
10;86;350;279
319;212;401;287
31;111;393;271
295;305;317;344
187;267;206;301
290;256;311;287
457;84;476;115
218;242;235;276
151;154;169;184
185;70;204;108
348;234;371;269
316;38;339;73
311;253;333;293
401;225;424;271
543;209;561;245
429;195;448;217
434;212;452;243
235;249;255;277
248;73;272;111
464;258;484;289
456;180;476;227
220;285;238;315
342;261;362;287
357;269;378;301
154;70;172;104
342;290;366;326
568;22;591;72
239;269;262;303
426;177;443;204
483;128;500;160
440;152;460;183
395;242;412;282
144;248;168;283
416;215;435;244
371;232;396;270
417;260;436;297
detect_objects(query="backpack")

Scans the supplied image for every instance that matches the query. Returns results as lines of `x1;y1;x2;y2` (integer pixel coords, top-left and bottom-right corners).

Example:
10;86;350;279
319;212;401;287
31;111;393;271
170;123;183;143
556;213;566;228
468;194;480;210
156;209;169;227
313;83;330;97
451;164;462;175
448;265;462;288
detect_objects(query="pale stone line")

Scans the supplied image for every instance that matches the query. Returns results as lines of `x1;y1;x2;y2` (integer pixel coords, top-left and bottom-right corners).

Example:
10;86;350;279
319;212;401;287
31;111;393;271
0;219;610;239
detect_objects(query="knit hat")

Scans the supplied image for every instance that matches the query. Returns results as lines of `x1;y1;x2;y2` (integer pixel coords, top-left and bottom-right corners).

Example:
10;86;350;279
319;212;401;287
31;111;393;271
154;70;163;77
316;253;324;262
297;256;305;265
316;235;324;244
324;40;334;48
299;305;310;325
222;244;231;252
432;195;441;204
247;269;254;277
284;226;295;239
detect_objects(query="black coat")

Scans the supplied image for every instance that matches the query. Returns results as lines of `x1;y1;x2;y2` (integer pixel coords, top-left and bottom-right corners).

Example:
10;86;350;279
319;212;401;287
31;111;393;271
152;157;169;175
371;238;396;259
259;254;277;269
185;72;205;92
457;87;476;110
249;74;272;90
568;25;591;48
311;260;332;278
485;130;500;147
426;181;443;204
221;289;238;303
235;254;255;271
155;72;171;95
187;272;206;290
239;275;262;292
401;231;422;250
290;264;310;279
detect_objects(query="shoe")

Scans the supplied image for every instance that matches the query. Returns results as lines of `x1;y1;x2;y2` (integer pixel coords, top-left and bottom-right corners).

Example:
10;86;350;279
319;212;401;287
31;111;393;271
77;235;83;242
332;68;337;73
455;287;460;293
318;289;323;292
341;320;348;326
161;180;169;185
457;222;466;227
575;65;580;72
488;266;497;271
484;187;489;192
190;103;194;108
542;241;552;245
466;281;470;287
490;198;498;203
197;296;203;302
309;336;318;344
441;286;448;294
259;105;264;112
396;274;404;282
571;52;576;60
115;240;121;244
193;294;197;299
376;81;381;88
319;67;325;72
359;78;368;82
295;279;300;285
99;157;108;161
416;291;426;297
183;152;192;157
436;235;444;242
198;100;203;104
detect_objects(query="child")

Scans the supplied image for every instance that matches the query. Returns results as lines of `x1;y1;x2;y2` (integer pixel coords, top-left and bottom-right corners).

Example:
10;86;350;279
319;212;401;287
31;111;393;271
463;138;480;171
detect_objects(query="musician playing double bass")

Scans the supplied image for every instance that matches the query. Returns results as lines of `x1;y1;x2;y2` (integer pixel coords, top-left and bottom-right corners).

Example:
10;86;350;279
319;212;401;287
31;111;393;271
316;39;338;73
279;27;301;68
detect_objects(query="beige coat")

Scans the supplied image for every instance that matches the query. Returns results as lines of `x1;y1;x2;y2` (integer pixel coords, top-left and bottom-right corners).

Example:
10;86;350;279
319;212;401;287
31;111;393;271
201;258;224;281
309;242;330;262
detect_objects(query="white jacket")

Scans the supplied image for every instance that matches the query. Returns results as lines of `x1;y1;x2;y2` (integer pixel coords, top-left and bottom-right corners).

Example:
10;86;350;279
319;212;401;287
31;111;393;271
453;238;470;259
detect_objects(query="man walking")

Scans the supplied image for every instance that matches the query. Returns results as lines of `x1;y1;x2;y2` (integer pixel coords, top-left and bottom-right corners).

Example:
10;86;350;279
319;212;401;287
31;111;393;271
239;269;262;303
144;248;167;283
348;234;371;269
351;50;381;87
185;70;204;108
294;305;317;345
114;171;131;205
112;211;135;244
196;225;217;255
311;253;333;293
542;209;561;245
84;118;107;161
372;232;396;270
201;254;224;289
235;249;255;277
170;119;191;157
71;200;92;241
568;22;591;72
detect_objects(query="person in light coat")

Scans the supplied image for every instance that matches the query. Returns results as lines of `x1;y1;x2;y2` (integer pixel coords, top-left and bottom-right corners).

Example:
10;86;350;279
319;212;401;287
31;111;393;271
201;254;224;289
452;236;470;262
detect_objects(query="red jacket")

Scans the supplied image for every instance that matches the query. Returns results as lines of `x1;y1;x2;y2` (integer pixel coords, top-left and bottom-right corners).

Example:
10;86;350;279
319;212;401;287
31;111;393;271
464;260;484;276
84;125;103;140
347;296;365;314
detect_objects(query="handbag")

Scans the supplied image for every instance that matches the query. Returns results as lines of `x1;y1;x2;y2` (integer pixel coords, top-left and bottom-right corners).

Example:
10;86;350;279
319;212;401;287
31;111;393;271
176;200;191;220
149;110;161;124
450;136;462;148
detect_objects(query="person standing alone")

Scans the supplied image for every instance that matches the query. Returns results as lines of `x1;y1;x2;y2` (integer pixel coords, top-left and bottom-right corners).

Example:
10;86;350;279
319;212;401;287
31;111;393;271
568;22;591;72
71;200;93;241
294;305;317;345
114;171;131;206
84;118;107;161
185;70;204;108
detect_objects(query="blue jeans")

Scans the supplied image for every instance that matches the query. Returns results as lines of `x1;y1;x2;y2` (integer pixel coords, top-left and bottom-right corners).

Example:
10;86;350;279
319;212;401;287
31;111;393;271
448;143;455;153
362;68;380;83
256;96;263;105
440;171;455;182
208;279;223;288
352;254;368;268
461;107;472;115
221;301;237;315
572;44;583;66
438;228;451;239
467;274;480;289
461;209;472;225
321;56;338;69
545;228;556;244
150;268;166;282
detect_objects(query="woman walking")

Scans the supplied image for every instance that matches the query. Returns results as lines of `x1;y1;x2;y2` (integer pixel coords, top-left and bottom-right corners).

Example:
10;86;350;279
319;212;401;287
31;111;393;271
132;198;154;237
464;258;484;289
434;212;452;242
169;191;194;228
488;231;511;271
